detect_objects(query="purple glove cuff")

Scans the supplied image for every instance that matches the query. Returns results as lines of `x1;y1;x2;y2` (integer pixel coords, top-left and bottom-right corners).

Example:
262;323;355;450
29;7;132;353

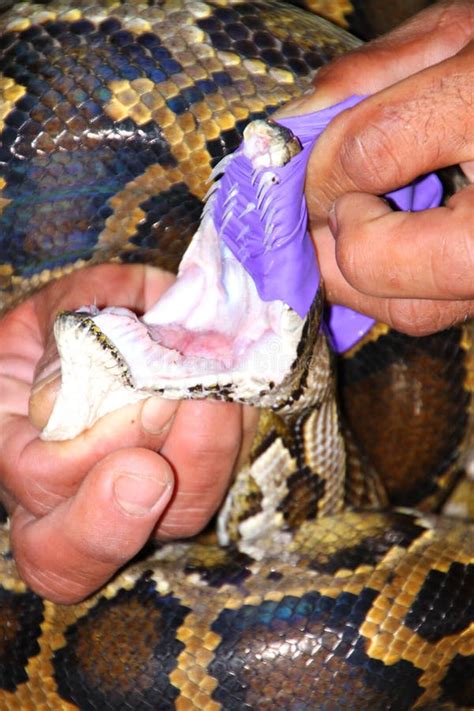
212;95;443;350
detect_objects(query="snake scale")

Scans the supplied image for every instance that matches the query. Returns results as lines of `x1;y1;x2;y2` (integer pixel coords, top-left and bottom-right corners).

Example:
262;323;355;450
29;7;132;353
0;0;473;709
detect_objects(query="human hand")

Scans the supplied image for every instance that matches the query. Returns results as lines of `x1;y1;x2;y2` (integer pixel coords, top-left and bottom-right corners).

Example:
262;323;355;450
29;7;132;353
277;0;474;335
0;263;256;603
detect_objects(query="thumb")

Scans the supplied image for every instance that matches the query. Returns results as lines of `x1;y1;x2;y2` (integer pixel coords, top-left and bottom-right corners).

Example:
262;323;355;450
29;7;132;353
29;335;61;430
11;448;174;603
306;40;473;217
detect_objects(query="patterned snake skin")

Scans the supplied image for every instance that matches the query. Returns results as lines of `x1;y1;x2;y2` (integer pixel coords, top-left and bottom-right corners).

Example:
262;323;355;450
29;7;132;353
0;1;473;709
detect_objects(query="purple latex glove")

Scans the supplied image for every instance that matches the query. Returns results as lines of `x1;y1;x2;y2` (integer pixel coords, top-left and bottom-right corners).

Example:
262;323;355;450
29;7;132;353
212;96;443;350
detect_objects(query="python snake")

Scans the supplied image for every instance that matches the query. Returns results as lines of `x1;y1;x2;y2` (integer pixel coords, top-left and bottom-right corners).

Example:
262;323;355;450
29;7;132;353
0;1;473;709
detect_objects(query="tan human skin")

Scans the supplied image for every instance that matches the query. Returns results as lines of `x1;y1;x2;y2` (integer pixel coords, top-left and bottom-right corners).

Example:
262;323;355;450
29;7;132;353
0;0;472;603
0;263;258;603
277;0;474;335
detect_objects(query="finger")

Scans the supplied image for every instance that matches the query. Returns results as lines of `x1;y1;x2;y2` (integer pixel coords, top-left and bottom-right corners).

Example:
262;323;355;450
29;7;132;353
0;299;43;383
330;185;474;300
305;40;474;216
314;0;474;105
10;448;174;603
0;395;177;517
276;1;474;117
155;400;242;540
314;223;473;336
384;297;473;335
28;365;62;430
461;159;474;182
26;260;177;435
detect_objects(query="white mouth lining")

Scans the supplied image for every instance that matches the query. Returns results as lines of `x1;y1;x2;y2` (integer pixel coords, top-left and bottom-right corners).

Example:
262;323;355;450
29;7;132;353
41;217;304;441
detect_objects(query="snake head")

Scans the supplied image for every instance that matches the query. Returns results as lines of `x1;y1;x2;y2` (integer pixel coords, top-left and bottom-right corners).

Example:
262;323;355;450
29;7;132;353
41;118;323;441
242;120;302;169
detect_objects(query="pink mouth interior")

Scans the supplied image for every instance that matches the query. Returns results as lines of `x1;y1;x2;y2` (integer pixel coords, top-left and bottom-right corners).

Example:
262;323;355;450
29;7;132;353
148;325;240;364
79;213;297;390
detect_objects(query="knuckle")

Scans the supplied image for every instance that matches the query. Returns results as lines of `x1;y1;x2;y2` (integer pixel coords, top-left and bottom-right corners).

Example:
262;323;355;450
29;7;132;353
435;229;474;298
434;1;474;44
338;117;405;192
387;300;430;335
4;471;58;519
12;535;88;603
9;453;74;518
156;479;227;541
19;564;86;604
78;532;125;568
190;422;240;462
335;213;375;292
313;50;371;89
20;480;67;518
173;519;206;538
157;511;210;540
458;228;474;278
335;231;362;288
435;193;474;298
387;299;449;336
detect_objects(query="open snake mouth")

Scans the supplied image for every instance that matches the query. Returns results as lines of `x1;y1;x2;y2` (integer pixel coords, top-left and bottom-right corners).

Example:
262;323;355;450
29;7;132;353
41;223;304;441
41;120;312;441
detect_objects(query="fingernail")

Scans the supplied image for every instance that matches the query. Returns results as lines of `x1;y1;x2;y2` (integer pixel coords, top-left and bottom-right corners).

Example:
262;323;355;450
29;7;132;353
31;367;61;396
141;397;176;435
114;472;172;516
328;203;339;237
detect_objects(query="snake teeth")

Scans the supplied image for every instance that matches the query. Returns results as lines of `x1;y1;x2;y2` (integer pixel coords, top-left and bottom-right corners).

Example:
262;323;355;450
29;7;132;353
42;310;146;441
41;218;308;441
40;116;318;442
41;236;307;441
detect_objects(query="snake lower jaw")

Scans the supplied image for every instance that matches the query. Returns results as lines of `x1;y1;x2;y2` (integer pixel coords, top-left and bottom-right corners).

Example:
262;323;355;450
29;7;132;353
40;215;308;442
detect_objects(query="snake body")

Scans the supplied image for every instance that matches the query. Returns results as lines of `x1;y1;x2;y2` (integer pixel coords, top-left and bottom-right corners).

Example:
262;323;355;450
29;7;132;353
0;1;473;709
